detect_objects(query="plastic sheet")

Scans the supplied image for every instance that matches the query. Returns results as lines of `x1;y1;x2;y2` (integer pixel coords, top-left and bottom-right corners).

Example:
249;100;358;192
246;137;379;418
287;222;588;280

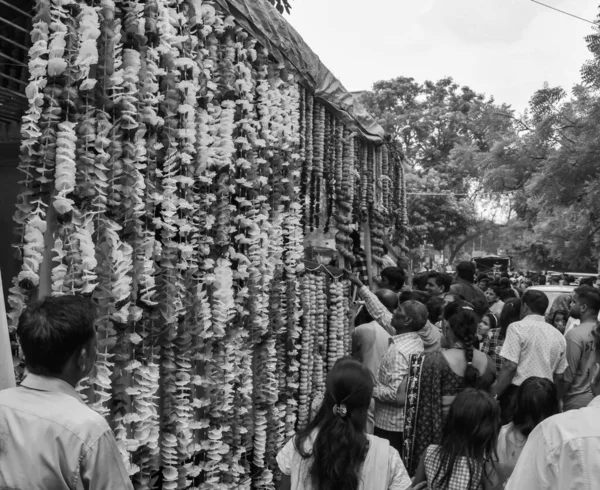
212;0;385;142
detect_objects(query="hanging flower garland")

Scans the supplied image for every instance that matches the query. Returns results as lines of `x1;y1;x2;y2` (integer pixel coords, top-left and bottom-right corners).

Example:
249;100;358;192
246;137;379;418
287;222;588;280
312;102;325;229
335;129;355;265
11;0;403;488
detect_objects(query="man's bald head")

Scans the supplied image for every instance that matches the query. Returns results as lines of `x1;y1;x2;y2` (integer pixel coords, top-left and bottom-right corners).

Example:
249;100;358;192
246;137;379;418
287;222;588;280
375;288;399;313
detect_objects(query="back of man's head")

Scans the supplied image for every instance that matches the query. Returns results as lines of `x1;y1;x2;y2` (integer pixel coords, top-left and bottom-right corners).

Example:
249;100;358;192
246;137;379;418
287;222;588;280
579;277;595;287
375;288;399;313
426;296;445;324
538;275;547;285
574;285;600;313
17;295;96;376
456;261;476;283
399;290;427;304
403;300;429;332
522;290;549;316
381;267;406;290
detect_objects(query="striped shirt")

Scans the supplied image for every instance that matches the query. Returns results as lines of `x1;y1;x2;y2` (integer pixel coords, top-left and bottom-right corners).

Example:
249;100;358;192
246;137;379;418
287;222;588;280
373;332;424;432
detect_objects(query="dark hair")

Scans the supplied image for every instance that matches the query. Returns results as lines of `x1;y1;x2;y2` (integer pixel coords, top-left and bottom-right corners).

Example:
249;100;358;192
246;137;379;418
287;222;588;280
444;300;480;386
522;290;549;315
17;295;97;375
374;288;399;312
471;298;489;318
428;271;453;293
482;313;498;330
512;377;559;437
549;276;560;285
432;389;501;490
456;261;476;283
477;273;489;282
487;285;501;298
403;300;429;332
498;298;521;339
413;272;429;292
579;277;595;287
296;357;373;490
426;296;445;324
399;290;427;304
574;285;600;312
381;267;405;290
538;275;547;285
551;309;568;326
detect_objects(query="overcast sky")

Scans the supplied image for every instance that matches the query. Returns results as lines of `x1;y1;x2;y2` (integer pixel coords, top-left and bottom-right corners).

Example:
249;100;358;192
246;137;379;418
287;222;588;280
287;0;599;114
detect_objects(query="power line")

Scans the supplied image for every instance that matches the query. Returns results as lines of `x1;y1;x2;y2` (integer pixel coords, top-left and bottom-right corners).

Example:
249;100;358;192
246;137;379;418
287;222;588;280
529;0;595;25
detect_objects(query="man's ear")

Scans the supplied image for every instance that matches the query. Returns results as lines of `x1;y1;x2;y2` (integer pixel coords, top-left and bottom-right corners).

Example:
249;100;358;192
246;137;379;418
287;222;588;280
76;345;92;374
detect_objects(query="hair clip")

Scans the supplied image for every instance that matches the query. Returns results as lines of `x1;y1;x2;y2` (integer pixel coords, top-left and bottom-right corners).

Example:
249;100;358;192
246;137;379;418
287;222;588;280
462;306;474;311
333;403;347;418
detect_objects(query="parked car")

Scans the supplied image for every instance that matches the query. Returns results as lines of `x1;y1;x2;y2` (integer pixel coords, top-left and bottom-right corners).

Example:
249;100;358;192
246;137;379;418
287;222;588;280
528;285;576;313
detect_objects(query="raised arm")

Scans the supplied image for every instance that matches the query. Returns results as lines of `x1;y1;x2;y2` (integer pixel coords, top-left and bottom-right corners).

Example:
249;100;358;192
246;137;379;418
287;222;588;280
345;269;395;335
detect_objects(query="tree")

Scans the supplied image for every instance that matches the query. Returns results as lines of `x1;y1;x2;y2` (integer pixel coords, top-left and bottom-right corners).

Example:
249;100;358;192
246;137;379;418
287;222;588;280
360;77;515;260
468;80;600;271
266;0;292;14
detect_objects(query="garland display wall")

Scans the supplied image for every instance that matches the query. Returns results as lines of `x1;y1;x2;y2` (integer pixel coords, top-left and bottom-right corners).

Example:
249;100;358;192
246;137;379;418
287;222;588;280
7;0;407;488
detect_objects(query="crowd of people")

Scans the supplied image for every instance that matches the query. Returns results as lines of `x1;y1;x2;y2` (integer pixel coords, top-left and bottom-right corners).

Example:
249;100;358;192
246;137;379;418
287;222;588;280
277;256;600;490
2;257;600;489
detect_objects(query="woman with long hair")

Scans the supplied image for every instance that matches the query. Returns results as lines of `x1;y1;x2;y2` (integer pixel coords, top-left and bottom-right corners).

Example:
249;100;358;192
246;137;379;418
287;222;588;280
487;377;560;488
277;357;424;490
402;300;497;476
413;388;501;489
481;299;521;376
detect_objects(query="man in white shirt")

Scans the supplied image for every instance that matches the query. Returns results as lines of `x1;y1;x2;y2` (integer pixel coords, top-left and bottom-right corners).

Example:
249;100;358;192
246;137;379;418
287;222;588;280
0;295;134;490
491;289;568;419
506;323;600;489
352;289;395;433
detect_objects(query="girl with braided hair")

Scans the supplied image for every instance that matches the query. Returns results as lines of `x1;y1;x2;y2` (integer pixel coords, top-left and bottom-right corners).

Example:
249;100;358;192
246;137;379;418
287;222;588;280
402;300;496;476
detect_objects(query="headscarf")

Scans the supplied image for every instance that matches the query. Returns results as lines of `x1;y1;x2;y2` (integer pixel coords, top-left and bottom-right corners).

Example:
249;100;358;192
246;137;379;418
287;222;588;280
545;293;572;324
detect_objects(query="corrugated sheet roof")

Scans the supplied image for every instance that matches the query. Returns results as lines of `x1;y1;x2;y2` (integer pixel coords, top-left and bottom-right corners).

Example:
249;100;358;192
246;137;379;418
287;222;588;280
0;0;32;123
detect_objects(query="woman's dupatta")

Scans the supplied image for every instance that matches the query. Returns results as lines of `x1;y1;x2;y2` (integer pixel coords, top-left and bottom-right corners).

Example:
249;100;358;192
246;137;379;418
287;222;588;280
402;352;445;476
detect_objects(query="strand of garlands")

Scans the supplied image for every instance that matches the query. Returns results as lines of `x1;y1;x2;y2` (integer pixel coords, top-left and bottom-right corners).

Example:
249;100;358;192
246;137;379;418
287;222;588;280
381;145;391;214
312;102;325;229
369;206;386;268
303;93;314;230
328;279;351;369
8;0;63;340
335;129;355;265
322;113;336;232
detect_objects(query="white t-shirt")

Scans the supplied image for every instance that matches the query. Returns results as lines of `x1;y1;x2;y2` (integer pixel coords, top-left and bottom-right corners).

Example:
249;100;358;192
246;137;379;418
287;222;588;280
276;431;412;489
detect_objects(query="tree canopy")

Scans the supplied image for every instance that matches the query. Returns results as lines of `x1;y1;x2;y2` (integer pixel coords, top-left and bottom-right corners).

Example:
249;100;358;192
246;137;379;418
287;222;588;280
360;77;515;257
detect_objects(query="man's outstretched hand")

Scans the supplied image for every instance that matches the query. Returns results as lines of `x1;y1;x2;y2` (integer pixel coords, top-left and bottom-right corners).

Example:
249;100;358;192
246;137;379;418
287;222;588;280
344;269;364;288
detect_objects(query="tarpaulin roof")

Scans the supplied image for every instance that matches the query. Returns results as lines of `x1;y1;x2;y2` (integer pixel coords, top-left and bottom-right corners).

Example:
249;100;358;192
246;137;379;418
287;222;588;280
212;0;385;143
